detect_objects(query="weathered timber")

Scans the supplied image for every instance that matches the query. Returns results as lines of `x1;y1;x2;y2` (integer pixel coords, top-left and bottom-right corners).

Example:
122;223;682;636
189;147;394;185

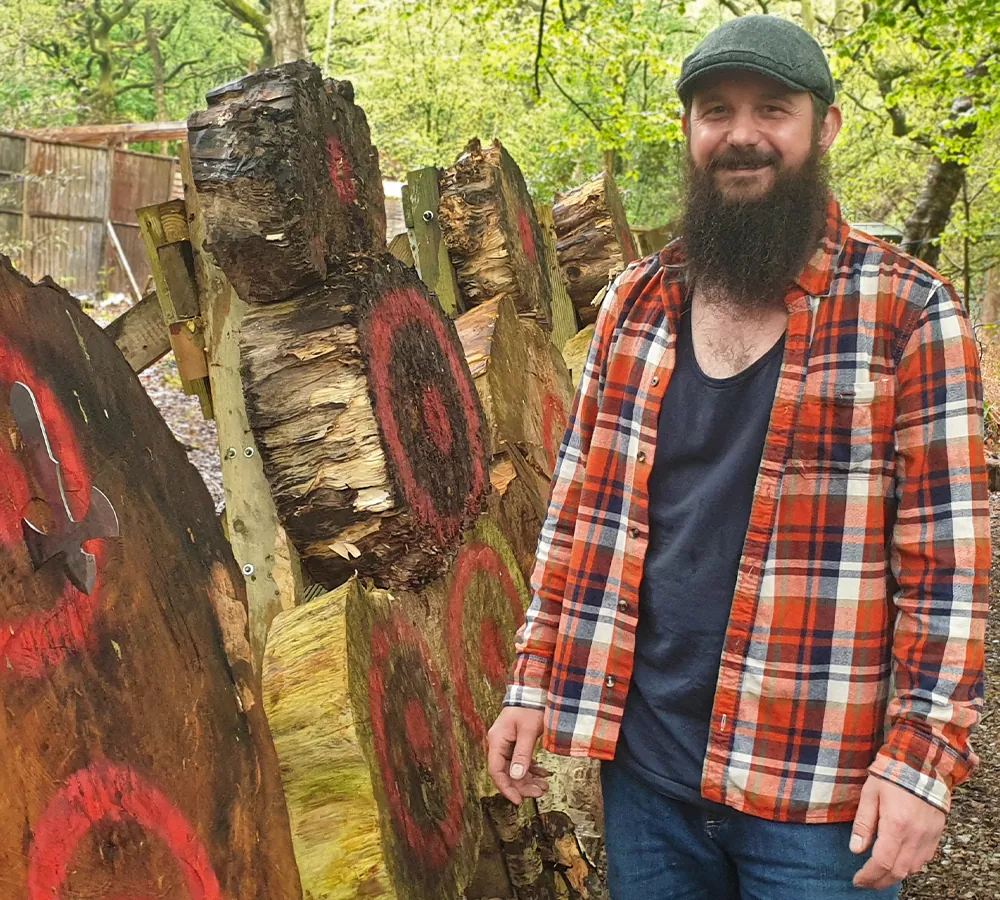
403;166;464;316
0;255;301;899
180;143;306;673
188;60;386;305
537;204;579;351
630;223;672;257
263;580;394;900
457;295;573;495
239;254;492;591
387;231;415;267
103;290;171;373
438;139;553;329
561;323;596;388
552;170;637;325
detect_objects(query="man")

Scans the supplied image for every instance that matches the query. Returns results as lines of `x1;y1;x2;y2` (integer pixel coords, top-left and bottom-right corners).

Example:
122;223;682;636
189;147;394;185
488;14;989;899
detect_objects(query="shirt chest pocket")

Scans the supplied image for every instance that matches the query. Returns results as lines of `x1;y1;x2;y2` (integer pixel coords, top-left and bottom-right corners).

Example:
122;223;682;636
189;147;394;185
787;376;896;477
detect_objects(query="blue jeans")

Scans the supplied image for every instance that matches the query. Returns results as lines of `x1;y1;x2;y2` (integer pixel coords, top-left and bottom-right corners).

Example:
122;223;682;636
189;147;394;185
602;761;901;900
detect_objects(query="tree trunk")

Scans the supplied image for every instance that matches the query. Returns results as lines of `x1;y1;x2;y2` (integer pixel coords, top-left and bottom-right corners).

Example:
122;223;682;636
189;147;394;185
552;170;637;325
144;10;170;154
0;255;301;900
438;139;554;331
269;0;311;63
901;154;966;268
188;61;386;306
239;255;492;591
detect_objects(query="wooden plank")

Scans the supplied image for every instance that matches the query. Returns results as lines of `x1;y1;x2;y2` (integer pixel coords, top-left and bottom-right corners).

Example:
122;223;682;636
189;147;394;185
24;120;189;147
103;290;171;373
402;167;464;316
178;142;305;674
387;231;415;267
536;204;579;352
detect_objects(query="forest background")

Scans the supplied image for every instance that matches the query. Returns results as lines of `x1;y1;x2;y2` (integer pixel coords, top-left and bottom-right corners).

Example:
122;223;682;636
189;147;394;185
0;0;997;313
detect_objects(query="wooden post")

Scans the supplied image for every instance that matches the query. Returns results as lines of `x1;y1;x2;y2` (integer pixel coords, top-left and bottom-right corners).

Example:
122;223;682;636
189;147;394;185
103;289;171;373
536;203;579;352
179;143;306;674
402;166;464;316
19;136;30;253
136;198;213;418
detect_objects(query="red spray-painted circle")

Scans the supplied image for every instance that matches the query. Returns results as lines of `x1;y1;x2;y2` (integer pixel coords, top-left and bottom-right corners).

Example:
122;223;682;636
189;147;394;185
325;135;357;205
541;390;568;473
0;335;107;678
364;286;489;543
27;760;221;900
517;209;538;266
447;542;525;744
368;611;465;871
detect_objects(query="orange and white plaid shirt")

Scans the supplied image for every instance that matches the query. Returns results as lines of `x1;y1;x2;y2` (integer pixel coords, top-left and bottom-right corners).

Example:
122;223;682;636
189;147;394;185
506;198;989;823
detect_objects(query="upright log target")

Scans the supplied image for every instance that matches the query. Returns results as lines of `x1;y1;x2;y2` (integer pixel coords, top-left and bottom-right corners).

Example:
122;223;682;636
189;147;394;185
240;254;491;590
438;139;554;330
188;60;386;306
0;256;301;900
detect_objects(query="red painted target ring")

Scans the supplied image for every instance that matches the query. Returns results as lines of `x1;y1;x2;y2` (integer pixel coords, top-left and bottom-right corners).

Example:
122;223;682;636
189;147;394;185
27;760;221;900
541;389;569;473
368;611;466;871
0;336;107;678
517;209;538;266
363;285;489;544
447;522;530;744
325;135;357;205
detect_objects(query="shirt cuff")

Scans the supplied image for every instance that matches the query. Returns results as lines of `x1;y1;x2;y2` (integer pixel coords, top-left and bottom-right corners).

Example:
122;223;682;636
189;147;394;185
868;722;968;814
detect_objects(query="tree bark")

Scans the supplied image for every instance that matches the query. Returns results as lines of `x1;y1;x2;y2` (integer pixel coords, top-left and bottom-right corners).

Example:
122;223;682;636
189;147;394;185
439;139;555;331
188;60;386;305
270;0;311;63
144;9;170;154
561;323;596;388
552;170;637;325
0;255;301;900
901;155;966;268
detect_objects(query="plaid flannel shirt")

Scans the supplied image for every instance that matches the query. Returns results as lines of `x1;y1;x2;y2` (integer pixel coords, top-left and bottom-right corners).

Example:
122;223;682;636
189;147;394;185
506;198;989;822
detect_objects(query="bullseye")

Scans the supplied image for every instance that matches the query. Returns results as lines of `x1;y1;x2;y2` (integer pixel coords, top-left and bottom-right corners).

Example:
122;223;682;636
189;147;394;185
421;385;454;455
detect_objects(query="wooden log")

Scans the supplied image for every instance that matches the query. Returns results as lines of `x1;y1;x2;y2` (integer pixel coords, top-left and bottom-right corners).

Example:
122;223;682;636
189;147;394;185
403;166;464;317
188;60;386;305
561;323;596;389
103;290;171;373
0;255;301;899
180;143;306;673
438;139;553;330
239;254;492;591
552;170;637;326
457;296;573;500
537;203;579;351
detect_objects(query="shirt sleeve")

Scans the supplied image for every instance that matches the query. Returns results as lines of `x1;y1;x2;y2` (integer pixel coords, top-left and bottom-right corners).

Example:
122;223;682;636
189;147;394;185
504;272;629;710
869;279;991;813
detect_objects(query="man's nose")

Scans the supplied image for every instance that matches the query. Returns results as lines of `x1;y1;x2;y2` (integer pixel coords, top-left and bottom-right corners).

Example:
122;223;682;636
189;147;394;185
726;109;761;147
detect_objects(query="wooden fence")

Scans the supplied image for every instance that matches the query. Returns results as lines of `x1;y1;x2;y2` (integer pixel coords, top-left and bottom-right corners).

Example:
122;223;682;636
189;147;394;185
0;131;180;298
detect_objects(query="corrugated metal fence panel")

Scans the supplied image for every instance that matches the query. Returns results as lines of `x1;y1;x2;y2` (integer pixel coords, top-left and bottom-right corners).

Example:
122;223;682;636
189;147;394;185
0;212;24;261
106;222;151;296
0;133;26;174
111;150;175;226
28;141;110;221
28;217;104;296
0;135;27;258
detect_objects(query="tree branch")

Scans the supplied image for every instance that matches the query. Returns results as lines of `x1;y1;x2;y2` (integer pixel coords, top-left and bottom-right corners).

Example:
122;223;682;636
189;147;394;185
544;63;603;134
534;0;547;97
216;0;269;36
719;0;747;15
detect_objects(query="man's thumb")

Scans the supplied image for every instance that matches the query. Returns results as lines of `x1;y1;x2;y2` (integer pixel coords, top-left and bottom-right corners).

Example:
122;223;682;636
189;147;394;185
508;718;540;780
850;778;880;854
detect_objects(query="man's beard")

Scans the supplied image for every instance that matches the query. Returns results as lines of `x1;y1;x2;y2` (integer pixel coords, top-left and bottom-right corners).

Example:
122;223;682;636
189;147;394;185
681;143;830;309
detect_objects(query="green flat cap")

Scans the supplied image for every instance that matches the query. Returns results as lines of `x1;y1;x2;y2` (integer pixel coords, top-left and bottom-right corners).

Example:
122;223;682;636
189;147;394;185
677;15;835;106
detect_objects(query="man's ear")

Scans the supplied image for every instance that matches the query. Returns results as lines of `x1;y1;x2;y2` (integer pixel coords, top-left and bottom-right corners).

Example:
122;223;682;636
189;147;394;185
818;104;842;155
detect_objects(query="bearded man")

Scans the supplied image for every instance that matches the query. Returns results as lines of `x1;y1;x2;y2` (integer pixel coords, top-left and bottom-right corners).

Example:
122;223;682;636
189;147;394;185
488;15;989;899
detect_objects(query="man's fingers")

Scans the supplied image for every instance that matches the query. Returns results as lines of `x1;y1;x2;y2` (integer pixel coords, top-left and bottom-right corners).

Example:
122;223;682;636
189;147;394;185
853;828;904;889
850;777;880;855
508;720;540;780
486;730;523;805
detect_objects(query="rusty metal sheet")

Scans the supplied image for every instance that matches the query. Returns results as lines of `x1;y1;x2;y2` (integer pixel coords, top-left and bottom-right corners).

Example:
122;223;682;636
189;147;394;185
105;222;153;297
28;141;109;220
111;150;174;225
27;217;104;295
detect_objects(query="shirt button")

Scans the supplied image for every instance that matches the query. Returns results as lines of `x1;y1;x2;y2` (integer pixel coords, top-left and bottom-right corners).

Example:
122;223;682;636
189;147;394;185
637;450;647;463
651;376;660;387
605;675;616;688
617;599;628;612
629;526;640;538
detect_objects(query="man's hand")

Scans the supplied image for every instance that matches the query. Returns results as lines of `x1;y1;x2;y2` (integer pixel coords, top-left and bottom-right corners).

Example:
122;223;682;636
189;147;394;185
487;707;550;805
851;774;946;890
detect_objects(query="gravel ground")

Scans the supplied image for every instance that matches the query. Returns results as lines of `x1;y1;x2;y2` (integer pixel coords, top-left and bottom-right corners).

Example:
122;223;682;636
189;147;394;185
900;493;999;900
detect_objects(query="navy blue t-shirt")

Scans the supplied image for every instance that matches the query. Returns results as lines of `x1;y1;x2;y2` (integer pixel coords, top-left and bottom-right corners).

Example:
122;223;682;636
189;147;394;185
615;305;784;807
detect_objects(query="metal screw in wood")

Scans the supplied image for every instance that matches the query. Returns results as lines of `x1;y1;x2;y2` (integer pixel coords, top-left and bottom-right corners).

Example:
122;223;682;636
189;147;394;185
422;210;434;222
242;563;255;577
225;447;237;459
243;447;255;458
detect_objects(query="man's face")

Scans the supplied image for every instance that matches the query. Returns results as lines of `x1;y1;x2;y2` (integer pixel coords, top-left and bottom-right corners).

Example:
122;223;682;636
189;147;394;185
683;72;840;202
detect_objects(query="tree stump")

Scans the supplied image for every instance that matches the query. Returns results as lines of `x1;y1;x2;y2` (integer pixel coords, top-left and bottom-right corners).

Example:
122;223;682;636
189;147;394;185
0;257;301;900
187;60;386;305
239;254;492;591
552;171;637;325
456;296;573;502
438;139;553;330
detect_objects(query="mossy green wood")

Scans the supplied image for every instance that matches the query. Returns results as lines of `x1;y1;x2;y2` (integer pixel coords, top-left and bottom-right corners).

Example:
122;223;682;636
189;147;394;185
402;166;464;316
263;580;395;900
537;204;579;353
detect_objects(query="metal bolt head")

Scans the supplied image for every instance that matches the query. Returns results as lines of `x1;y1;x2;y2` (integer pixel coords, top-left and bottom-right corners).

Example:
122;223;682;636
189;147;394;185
422;210;434;222
225;447;237;459
242;563;255;577
243;447;255;458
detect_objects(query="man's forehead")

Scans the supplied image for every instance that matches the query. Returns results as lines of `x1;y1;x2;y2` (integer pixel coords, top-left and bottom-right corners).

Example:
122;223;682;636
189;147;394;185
691;70;809;103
